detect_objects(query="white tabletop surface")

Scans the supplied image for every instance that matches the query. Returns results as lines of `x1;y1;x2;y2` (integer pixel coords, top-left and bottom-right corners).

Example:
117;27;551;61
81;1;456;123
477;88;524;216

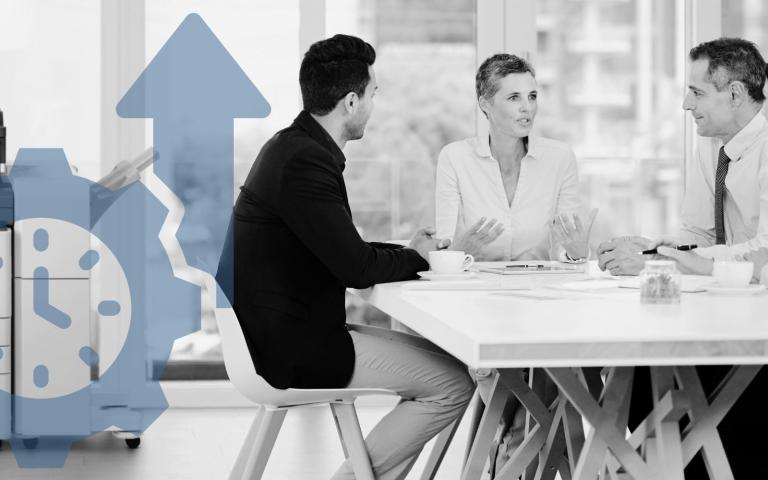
352;262;768;369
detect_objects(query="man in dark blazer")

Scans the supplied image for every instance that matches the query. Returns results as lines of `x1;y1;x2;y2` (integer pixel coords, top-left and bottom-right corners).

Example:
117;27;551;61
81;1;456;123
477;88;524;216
232;34;501;480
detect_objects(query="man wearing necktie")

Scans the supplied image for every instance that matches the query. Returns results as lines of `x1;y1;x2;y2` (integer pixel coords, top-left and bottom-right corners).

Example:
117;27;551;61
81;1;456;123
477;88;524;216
598;38;768;276
598;38;768;478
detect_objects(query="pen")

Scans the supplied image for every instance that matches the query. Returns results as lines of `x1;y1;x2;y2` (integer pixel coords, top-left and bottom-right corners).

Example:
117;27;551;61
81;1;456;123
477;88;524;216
640;244;697;255
505;264;545;268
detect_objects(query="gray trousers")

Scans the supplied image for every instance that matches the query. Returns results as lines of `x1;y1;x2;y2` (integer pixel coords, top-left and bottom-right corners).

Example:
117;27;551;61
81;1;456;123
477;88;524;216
331;329;475;480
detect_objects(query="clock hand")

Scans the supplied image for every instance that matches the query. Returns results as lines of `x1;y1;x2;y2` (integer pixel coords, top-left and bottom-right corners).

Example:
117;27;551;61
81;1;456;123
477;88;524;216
33;266;71;329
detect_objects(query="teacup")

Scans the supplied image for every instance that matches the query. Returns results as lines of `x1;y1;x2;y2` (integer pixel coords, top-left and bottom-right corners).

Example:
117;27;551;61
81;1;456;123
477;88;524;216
712;260;754;287
428;250;474;275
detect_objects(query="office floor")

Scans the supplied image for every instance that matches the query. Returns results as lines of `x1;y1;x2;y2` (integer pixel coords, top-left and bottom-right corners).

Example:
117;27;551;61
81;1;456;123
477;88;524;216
0;398;476;480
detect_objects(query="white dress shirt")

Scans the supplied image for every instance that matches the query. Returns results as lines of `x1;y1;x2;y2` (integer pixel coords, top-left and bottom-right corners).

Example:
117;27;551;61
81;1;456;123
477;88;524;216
435;134;581;260
678;112;768;260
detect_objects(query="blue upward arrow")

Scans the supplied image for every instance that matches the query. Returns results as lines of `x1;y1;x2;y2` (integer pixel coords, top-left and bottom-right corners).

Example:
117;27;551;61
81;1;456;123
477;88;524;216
117;13;269;304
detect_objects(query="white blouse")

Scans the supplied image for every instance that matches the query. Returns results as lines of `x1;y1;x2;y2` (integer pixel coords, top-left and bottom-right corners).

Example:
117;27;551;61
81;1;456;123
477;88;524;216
435;134;581;260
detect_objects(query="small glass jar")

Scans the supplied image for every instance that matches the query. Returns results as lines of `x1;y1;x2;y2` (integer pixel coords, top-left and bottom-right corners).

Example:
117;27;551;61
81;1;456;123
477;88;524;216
640;260;681;304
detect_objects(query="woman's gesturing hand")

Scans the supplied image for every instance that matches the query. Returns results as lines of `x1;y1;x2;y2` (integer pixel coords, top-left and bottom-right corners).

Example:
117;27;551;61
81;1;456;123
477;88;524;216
551;208;598;260
451;217;504;258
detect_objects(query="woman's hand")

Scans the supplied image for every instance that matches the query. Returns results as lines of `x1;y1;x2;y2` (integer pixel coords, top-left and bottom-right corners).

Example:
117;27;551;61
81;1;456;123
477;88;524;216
451;217;504;258
551;208;598;260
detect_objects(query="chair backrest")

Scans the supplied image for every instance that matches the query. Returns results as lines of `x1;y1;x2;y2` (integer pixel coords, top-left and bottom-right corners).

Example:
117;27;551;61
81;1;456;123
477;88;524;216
215;213;235;307
213;304;283;403
212;213;285;404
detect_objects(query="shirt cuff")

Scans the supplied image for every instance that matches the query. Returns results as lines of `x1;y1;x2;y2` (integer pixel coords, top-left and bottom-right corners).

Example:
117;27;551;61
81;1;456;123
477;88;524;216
560;246;590;264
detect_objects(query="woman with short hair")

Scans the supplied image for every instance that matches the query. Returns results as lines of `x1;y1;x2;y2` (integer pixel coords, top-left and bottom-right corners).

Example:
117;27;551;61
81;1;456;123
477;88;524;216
438;53;596;261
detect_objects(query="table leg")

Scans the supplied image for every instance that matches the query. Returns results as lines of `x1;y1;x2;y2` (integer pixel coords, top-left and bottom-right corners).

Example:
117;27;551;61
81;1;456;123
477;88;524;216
532;399;569;480
461;371;510;480
677;365;760;479
494;369;558;480
546;367;655;480
563;399;586;474
648;367;685;480
463;390;485;466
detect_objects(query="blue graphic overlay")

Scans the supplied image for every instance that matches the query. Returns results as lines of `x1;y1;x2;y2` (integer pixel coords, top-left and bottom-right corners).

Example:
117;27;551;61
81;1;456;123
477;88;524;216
117;13;270;307
2;12;266;467
78;250;99;270
32;267;72;330
6;148;200;467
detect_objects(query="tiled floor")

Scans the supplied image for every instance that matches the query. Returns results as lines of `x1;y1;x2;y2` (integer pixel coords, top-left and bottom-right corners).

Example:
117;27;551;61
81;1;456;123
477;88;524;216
0;399;476;480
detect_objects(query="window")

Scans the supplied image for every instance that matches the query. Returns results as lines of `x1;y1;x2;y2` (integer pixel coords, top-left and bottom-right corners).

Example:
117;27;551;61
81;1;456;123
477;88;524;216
328;0;477;242
0;1;725;393
143;1;301;372
535;0;686;243
722;0;768;116
326;0;477;328
0;1;101;179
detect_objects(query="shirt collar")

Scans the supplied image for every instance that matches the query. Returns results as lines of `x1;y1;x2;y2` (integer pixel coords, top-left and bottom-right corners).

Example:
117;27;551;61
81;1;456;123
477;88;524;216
293;110;347;169
723;112;767;162
475;132;539;160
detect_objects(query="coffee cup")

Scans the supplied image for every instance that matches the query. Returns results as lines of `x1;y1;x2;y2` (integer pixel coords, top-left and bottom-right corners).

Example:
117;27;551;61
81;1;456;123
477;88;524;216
428;250;474;274
712;260;754;287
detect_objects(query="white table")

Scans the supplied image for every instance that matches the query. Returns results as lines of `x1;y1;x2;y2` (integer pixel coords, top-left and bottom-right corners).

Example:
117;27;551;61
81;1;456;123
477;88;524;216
352;262;768;480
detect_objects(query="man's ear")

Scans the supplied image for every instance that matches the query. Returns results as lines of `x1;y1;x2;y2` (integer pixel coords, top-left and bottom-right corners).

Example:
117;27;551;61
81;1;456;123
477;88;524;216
478;96;490;117
729;80;748;107
342;91;358;114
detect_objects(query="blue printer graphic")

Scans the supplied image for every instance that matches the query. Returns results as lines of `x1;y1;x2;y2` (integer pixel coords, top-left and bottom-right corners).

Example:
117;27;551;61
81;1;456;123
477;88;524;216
0;110;196;463
1;110;12;441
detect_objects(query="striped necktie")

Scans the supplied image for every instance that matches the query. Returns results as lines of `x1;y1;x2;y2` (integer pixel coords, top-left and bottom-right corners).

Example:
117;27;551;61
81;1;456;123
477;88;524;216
715;146;730;245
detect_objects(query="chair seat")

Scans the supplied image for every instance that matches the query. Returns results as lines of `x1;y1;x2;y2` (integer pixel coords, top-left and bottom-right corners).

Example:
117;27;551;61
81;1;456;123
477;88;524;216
248;386;398;409
214;306;397;408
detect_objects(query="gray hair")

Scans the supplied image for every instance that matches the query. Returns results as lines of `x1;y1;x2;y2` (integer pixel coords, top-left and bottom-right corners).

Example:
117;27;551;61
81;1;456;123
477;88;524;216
475;53;536;100
690;37;767;103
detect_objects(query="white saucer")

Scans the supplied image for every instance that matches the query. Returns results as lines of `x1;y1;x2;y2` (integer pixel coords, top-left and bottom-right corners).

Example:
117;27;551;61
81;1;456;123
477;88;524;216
417;271;477;281
705;284;766;295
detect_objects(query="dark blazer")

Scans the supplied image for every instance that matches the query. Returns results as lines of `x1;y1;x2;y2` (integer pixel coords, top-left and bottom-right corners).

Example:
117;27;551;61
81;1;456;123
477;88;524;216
233;111;428;389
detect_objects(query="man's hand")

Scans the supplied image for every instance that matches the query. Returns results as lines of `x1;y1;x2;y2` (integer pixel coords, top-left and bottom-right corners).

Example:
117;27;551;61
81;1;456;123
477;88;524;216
451;217;504;258
597;235;653;275
551;208;599;259
743;249;768;283
656;246;714;275
409;227;450;261
645;235;684;250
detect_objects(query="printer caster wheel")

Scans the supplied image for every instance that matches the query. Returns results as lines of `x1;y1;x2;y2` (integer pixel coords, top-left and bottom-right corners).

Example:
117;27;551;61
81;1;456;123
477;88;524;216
125;438;141;449
22;438;38;449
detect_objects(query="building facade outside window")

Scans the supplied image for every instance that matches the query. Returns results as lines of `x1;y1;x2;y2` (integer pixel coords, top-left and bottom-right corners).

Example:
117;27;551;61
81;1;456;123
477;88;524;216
535;0;685;247
722;0;768;117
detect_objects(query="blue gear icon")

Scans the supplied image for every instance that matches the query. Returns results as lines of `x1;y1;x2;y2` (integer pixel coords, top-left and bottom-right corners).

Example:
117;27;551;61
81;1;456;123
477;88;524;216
3;148;201;468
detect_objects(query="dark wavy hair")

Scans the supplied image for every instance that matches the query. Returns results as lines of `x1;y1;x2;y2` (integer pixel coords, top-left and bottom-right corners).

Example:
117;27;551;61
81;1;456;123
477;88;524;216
299;34;376;115
690;37;768;103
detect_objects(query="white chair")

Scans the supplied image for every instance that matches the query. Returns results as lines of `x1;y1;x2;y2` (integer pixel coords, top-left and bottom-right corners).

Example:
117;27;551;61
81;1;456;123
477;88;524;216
214;304;463;480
